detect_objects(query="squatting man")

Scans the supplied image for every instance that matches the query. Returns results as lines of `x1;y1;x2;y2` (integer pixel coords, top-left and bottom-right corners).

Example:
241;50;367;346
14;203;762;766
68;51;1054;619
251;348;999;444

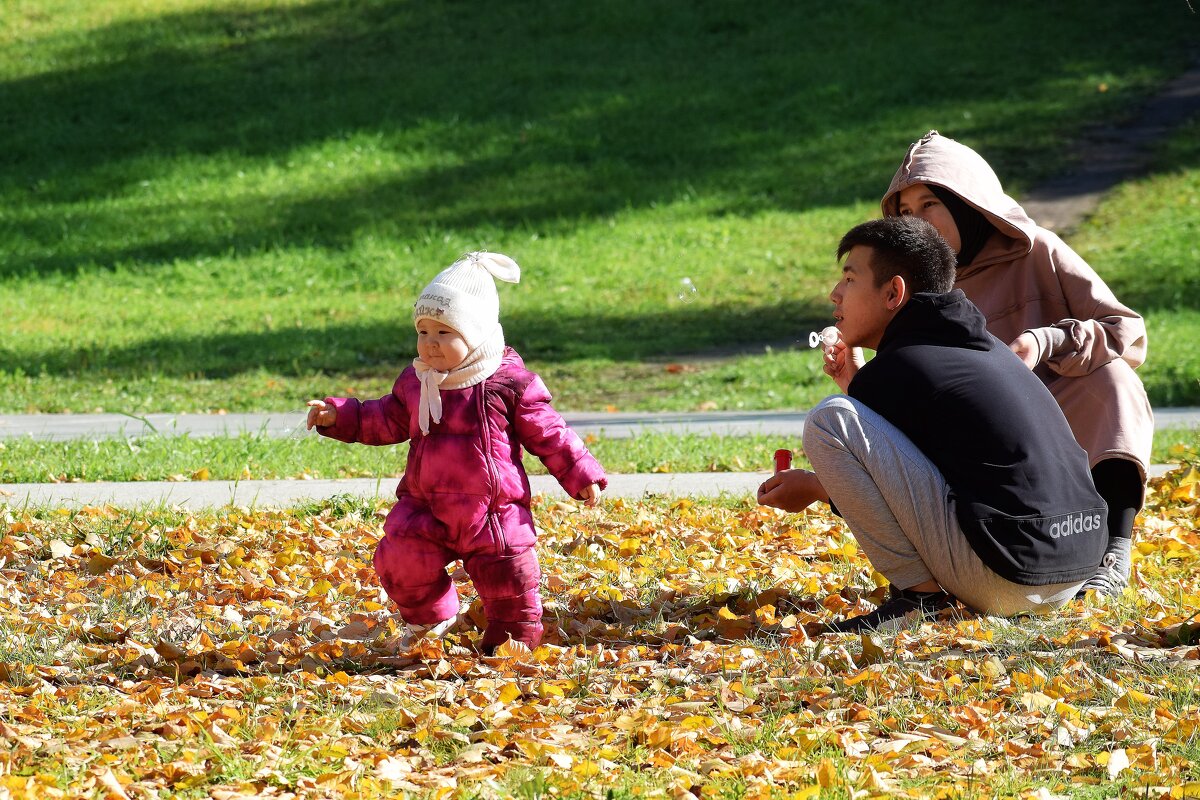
756;216;1107;634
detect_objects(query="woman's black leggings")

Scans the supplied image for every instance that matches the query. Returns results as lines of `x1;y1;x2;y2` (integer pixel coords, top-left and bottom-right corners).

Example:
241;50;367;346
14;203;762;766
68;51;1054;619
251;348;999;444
1091;458;1143;542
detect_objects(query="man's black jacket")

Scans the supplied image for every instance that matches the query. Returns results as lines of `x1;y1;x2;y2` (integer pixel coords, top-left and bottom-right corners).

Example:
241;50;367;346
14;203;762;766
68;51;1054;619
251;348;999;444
848;290;1106;585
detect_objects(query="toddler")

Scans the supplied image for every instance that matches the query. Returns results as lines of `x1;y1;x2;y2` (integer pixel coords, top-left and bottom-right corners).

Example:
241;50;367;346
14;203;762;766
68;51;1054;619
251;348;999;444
306;252;606;653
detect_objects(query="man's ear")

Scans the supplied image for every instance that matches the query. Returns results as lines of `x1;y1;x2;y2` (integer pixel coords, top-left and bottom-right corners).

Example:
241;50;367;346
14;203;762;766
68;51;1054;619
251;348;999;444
886;275;908;311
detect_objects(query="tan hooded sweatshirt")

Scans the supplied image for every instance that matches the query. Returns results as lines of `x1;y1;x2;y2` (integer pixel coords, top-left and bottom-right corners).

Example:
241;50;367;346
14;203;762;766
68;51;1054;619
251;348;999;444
882;131;1153;479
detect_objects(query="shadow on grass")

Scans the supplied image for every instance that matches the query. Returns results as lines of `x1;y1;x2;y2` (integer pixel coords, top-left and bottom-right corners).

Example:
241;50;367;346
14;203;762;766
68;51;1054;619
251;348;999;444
2;0;1196;278
0;297;832;377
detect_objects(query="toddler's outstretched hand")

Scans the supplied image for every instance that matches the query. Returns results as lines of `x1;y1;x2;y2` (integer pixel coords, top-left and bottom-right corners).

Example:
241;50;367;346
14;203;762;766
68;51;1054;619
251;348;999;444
578;483;602;507
306;399;337;429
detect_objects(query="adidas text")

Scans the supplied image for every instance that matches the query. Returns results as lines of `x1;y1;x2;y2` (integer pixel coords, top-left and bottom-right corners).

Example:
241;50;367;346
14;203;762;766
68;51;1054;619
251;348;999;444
1048;512;1103;539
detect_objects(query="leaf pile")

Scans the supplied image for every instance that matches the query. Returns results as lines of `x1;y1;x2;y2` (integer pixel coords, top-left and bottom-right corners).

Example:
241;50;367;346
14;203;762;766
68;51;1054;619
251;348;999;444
2;467;1199;798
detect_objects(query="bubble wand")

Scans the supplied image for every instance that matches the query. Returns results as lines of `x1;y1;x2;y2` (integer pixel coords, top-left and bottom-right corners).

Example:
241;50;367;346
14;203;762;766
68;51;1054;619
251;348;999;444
770;328;839;474
808;326;840;349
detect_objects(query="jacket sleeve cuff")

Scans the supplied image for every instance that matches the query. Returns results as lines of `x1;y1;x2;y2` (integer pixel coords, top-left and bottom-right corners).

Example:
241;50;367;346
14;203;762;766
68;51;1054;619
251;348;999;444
1025;326;1066;365
316;396;362;443
559;457;608;500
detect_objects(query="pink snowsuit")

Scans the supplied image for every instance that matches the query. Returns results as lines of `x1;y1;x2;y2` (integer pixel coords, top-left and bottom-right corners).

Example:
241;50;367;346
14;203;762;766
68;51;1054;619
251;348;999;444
316;348;607;651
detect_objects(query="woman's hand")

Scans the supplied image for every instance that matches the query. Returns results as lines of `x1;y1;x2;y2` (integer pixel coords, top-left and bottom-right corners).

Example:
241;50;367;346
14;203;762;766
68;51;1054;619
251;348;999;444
756;468;828;513
306;399;337;429
823;341;865;393
1009;332;1040;370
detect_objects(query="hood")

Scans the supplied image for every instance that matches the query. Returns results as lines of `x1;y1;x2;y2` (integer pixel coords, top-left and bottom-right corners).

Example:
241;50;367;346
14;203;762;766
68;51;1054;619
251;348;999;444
877;289;992;353
881;131;1038;272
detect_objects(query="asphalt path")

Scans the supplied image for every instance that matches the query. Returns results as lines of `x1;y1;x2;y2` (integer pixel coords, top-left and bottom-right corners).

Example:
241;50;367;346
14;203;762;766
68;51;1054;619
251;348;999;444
0;473;772;509
0;410;821;441
0;410;813;508
0;409;1193;508
2;408;1198;442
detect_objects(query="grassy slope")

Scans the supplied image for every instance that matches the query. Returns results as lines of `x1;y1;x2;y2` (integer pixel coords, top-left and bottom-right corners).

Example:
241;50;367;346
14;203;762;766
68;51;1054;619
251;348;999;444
1073;118;1200;406
1;0;1197;414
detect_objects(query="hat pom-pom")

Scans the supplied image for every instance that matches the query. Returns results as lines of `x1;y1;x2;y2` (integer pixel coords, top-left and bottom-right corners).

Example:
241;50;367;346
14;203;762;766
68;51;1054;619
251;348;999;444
466;251;520;284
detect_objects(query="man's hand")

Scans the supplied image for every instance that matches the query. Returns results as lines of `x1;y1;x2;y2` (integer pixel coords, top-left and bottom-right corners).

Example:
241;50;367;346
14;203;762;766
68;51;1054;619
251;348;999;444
823;341;866;393
757;468;829;513
577;483;602;507
306;399;336;429
1009;332;1040;370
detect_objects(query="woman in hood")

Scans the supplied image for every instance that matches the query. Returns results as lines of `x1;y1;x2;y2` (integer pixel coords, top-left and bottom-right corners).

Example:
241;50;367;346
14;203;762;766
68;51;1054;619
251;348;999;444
881;131;1153;598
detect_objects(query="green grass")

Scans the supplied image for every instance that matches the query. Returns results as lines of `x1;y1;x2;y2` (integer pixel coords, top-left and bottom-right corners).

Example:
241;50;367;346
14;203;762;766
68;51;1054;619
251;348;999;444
1;0;1197;414
0;431;805;482
1074;117;1200;406
2;427;1194;483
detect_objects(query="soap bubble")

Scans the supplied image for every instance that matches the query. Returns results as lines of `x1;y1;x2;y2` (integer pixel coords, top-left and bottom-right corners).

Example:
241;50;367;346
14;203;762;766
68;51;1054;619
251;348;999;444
676;277;698;303
808;326;840;349
283;412;311;440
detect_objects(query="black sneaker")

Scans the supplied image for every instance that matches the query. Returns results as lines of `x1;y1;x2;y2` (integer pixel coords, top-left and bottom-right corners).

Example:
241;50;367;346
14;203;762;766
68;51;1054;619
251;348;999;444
820;586;956;634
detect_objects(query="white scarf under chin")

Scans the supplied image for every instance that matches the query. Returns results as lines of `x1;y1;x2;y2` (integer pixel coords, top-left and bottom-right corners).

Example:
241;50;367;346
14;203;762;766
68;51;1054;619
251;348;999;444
413;327;505;435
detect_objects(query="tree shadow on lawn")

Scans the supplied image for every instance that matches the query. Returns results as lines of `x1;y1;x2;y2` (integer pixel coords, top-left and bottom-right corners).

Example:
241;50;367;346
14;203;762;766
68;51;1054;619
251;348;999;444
2;0;1194;279
6;290;1199;405
0;298;832;377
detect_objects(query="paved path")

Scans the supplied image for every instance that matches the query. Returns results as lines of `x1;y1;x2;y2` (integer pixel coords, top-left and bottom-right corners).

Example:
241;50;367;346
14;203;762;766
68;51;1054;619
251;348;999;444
0;472;773;509
2;408;1198;441
0;409;821;508
0;409;1190;508
0;410;819;441
0;409;845;508
0;464;1179;510
1021;54;1200;233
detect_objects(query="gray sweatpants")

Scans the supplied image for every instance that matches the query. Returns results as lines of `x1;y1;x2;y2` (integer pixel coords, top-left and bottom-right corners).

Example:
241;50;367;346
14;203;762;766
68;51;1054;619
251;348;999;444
802;396;1083;616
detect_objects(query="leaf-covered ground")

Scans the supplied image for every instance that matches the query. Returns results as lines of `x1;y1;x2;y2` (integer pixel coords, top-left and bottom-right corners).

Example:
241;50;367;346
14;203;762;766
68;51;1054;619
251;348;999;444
2;468;1199;799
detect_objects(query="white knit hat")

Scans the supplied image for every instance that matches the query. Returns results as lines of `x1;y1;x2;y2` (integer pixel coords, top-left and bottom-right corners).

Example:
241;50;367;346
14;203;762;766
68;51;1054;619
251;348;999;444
412;251;521;349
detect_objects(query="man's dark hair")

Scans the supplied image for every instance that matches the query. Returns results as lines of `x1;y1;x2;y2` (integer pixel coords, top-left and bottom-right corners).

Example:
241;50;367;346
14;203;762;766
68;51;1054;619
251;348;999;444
836;216;956;294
